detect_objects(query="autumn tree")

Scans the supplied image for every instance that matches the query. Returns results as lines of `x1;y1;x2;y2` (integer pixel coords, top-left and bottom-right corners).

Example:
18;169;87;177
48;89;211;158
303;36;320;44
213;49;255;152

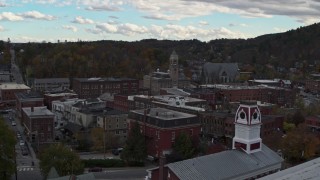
281;124;320;163
39;143;84;179
0;116;17;180
120;122;146;165
289;110;305;127
90;127;104;151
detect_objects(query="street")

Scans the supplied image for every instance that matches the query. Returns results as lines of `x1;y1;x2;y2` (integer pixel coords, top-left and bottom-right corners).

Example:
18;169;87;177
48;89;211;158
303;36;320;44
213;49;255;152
2;112;43;180
10;48;24;84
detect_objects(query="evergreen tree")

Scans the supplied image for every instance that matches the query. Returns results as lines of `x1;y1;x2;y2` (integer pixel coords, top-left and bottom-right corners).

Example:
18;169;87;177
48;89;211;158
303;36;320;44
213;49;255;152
121;122;146;165
172;132;195;160
0;117;17;180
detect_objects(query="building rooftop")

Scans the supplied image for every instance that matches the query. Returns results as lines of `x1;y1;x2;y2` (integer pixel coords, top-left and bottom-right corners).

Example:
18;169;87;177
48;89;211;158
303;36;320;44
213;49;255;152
16;91;43;100
22;106;54;117
132;108;196;120
199;84;290;91
164;144;283;180
44;92;77;97
161;88;190;96
258;157;320;180
34;78;70;83
0;83;30;90
74;77;137;82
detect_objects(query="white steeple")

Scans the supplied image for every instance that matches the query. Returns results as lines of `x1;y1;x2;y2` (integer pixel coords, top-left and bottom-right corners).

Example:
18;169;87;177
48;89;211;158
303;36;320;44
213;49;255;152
232;101;262;154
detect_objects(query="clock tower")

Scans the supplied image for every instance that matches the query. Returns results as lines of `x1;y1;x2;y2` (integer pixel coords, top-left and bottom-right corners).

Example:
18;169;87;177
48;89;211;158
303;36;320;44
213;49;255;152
232;101;262;154
169;50;179;88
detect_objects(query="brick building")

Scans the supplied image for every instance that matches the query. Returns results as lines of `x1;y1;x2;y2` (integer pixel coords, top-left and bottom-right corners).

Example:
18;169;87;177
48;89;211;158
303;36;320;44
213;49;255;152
305;116;320;130
127;108;201;158
72;77;139;99
305;79;320;93
43;91;78;110
15;91;44;121
200;111;284;147
147;101;283;180
22;106;55;143
199;84;296;108
32;78;70;92
143;51;190;95
0;83;30;105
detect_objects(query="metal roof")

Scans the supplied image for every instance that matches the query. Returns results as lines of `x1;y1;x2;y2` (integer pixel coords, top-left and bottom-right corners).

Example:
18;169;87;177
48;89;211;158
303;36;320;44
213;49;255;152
258;157;320;180
167;144;283;180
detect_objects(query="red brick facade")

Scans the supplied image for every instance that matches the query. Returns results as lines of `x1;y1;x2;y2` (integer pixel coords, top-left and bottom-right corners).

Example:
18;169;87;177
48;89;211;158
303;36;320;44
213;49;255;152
128;108;201;158
72;78;139;99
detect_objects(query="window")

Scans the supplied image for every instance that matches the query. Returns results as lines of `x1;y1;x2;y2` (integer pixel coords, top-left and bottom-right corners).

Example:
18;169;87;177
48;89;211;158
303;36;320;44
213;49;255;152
115;130;119;135
171;132;175;141
190;129;193;136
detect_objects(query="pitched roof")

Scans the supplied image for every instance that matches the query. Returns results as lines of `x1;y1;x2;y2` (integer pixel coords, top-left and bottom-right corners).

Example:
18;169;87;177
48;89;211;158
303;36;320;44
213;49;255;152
167;144;283;180
202;62;239;79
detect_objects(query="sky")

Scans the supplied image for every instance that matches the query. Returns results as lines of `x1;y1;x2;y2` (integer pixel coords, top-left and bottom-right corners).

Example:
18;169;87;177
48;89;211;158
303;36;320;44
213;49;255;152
0;0;319;43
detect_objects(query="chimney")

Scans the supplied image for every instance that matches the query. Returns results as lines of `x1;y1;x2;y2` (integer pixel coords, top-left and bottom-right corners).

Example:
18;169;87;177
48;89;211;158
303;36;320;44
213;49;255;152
31;106;34;112
159;155;166;180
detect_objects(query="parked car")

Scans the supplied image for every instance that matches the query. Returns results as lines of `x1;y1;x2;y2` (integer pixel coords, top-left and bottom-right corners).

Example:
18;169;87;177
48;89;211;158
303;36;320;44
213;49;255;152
21;148;28;156
112;148;123;155
88;167;102;172
11;121;16;126
19;140;25;146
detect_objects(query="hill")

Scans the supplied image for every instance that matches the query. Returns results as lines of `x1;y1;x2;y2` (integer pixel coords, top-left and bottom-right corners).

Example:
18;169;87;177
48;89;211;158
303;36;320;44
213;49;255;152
6;22;320;80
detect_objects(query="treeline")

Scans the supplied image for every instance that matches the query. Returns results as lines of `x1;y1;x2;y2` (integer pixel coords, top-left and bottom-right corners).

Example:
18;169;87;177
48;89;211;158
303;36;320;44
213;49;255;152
7;22;320;79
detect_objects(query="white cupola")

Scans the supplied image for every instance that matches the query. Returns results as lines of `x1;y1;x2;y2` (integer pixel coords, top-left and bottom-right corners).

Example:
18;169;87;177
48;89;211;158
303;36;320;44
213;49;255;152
232;101;262;154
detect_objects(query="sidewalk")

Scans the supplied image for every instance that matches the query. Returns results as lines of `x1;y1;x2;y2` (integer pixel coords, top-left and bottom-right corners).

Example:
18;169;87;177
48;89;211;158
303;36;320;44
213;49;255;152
13;113;39;167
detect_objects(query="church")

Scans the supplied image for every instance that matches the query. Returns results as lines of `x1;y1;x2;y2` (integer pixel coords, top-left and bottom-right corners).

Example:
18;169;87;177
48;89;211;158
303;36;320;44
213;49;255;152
146;101;283;180
143;51;190;95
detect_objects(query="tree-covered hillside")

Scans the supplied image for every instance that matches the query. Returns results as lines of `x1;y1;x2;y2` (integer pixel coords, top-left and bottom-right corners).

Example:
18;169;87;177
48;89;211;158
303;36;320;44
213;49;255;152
7;22;320;80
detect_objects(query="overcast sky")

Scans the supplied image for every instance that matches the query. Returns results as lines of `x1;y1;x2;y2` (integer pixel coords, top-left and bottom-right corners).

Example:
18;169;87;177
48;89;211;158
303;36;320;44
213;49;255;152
0;0;319;43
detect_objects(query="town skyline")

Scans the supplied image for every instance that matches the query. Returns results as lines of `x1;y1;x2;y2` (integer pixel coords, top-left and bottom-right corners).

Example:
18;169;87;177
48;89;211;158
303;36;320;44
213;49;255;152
1;0;319;43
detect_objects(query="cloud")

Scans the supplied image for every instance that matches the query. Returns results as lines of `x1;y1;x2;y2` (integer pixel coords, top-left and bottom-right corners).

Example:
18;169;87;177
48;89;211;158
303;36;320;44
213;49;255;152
0;12;23;21
0;2;6;7
273;27;287;33
181;0;320;24
229;23;248;27
81;1;124;11
199;21;209;26
62;25;78;32
94;22;148;36
72;16;94;24
131;0;227;21
109;15;119;19
149;24;246;40
21;11;56;20
0;25;4;31
88;21;246;41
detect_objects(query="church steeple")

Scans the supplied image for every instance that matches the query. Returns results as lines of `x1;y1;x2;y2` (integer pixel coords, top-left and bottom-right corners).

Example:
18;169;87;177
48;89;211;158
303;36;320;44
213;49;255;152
232;101;262;154
169;50;179;88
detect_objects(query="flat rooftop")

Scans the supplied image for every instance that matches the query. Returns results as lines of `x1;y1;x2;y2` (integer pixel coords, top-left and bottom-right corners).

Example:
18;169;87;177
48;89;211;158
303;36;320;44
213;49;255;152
132;108;196;120
74;77;137;82
16;91;43;99
22;106;54;117
0;83;30;90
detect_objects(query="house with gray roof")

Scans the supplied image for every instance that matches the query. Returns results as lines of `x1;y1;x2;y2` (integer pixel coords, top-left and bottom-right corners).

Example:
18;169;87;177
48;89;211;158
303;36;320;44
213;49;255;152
146;101;283;180
202;62;240;84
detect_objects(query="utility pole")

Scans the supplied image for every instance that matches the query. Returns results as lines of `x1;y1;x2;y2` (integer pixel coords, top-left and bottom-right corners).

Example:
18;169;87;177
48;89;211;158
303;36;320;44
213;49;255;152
103;118;106;159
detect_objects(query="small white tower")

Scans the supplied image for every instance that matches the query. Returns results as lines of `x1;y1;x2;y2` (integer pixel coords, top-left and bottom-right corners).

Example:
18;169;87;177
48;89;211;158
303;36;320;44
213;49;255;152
232;101;262;154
